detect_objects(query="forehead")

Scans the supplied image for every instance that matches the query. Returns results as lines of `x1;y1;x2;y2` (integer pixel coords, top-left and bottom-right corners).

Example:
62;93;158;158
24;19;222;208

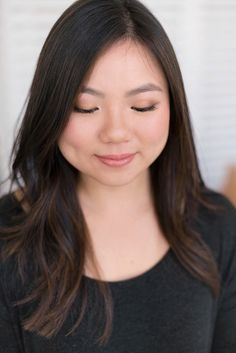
81;39;168;91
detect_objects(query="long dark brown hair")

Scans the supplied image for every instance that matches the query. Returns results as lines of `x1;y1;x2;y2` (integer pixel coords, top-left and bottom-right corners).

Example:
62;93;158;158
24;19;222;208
0;0;221;347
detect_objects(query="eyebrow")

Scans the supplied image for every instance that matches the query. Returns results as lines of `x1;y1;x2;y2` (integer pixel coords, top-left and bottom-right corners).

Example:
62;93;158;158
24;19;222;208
80;83;163;97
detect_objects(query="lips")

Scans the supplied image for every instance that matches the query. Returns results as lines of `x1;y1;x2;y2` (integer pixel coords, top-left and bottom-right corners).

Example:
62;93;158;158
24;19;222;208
96;153;136;160
96;153;136;167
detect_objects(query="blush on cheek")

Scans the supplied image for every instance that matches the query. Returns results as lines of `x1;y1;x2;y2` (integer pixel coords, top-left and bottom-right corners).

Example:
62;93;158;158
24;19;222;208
147;112;170;145
59;119;85;149
63;119;77;138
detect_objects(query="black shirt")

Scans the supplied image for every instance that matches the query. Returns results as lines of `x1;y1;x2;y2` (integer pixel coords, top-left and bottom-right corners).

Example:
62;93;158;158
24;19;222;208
0;191;236;353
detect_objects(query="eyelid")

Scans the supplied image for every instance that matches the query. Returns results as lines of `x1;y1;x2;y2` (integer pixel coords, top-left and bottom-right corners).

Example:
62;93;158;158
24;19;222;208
73;103;159;114
73;106;98;114
131;104;159;112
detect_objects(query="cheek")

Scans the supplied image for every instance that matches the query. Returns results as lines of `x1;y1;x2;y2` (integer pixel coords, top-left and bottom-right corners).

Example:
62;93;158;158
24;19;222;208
58;117;91;151
144;107;170;145
58;118;95;170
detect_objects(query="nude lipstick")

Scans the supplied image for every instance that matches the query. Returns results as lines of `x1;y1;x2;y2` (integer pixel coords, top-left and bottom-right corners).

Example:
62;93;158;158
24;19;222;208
95;153;136;167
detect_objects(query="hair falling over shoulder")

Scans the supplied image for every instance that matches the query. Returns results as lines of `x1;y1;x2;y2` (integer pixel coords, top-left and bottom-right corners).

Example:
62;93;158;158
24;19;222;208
0;0;221;348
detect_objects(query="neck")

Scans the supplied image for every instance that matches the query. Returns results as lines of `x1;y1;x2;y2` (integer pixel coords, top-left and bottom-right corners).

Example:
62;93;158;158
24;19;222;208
77;169;154;218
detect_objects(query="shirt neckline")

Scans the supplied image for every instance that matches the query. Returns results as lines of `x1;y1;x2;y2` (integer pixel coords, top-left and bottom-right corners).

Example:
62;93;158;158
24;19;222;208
8;192;173;288
82;247;173;287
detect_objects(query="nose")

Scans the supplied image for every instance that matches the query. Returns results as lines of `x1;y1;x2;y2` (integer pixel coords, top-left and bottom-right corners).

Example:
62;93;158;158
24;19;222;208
99;107;132;143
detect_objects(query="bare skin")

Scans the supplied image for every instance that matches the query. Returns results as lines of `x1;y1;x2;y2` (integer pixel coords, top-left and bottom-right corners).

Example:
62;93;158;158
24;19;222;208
81;200;170;282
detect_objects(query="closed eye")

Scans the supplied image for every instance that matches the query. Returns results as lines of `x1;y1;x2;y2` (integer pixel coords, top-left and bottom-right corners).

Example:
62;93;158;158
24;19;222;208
73;106;99;114
73;104;158;114
131;104;158;112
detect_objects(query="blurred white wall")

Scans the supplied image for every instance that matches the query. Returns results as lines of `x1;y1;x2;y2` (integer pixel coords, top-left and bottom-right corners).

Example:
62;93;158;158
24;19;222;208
0;0;236;195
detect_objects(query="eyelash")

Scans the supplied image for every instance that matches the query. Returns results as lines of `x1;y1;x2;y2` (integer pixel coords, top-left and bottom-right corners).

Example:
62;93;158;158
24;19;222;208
73;105;158;114
74;107;98;114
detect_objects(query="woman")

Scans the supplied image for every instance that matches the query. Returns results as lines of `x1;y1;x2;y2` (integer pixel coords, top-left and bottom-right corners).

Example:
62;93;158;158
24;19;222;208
0;0;235;352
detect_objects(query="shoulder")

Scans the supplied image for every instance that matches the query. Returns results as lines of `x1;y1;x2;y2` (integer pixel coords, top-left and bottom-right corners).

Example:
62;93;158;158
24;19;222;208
0;192;26;293
197;188;236;233
196;188;236;276
202;187;235;211
0;192;23;227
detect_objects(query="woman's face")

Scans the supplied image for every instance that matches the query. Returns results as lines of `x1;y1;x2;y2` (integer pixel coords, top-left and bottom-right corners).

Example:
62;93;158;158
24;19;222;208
58;39;170;188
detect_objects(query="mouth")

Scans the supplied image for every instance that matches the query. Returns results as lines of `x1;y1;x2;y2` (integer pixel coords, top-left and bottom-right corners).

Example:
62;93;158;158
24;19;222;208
95;153;136;167
95;153;136;160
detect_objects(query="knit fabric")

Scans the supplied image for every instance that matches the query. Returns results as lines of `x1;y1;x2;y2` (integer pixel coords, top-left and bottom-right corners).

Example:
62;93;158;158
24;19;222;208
0;191;235;353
